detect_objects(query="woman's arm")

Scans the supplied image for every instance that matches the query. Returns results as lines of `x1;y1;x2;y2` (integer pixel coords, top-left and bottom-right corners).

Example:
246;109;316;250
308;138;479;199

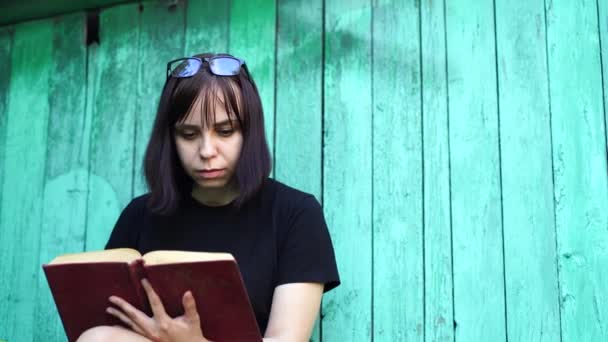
102;280;324;342
262;283;324;342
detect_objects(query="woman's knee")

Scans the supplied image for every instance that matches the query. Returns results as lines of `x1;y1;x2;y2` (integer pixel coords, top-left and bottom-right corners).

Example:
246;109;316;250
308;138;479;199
76;325;150;342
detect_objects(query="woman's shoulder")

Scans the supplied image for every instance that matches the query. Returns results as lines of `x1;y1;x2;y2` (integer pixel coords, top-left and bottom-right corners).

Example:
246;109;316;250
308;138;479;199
260;178;322;212
121;193;153;216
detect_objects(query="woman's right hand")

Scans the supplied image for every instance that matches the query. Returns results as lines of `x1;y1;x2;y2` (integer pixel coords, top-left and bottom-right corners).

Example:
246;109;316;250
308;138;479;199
106;278;212;342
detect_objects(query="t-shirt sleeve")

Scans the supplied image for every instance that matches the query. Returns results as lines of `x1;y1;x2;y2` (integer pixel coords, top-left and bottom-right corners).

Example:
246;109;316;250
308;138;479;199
276;195;340;293
105;197;142;250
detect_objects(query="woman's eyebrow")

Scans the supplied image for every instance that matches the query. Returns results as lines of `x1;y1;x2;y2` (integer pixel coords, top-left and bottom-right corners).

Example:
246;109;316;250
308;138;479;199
214;119;238;127
174;123;199;130
175;119;236;129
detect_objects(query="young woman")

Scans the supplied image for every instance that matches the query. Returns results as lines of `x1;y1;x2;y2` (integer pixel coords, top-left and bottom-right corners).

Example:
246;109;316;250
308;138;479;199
76;53;340;342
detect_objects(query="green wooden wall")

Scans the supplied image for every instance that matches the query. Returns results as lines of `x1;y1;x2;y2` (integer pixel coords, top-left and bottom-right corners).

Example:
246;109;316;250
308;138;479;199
0;0;607;341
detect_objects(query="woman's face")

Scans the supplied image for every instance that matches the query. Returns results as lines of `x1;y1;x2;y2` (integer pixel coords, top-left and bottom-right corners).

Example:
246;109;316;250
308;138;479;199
173;92;243;193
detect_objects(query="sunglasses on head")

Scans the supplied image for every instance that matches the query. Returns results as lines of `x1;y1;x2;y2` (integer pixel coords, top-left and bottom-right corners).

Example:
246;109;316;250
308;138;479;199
166;56;245;79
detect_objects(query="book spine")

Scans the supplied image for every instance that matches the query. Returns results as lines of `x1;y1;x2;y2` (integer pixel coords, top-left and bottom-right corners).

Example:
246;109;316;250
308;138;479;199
128;259;151;315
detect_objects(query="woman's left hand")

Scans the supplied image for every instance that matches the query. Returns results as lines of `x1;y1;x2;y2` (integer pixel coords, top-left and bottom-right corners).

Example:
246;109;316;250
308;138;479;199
106;278;211;342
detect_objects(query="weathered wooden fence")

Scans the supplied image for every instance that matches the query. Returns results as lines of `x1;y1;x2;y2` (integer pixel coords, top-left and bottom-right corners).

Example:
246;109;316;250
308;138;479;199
1;0;607;341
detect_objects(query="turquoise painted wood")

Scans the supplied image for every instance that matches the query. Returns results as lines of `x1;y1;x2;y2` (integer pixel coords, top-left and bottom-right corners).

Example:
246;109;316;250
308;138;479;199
84;4;141;252
420;0;453;340
0;27;12;226
0;18;53;341
445;0;506;341
600;0;608;163
546;0;608;341
0;22;12;342
495;1;561;341
1;1;608;341
184;0;228;56
323;1;372;341
274;0;323;339
372;0;423;341
34;13;89;341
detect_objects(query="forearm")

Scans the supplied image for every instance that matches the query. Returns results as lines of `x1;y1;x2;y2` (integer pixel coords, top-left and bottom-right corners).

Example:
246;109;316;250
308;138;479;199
264;336;306;342
263;336;309;342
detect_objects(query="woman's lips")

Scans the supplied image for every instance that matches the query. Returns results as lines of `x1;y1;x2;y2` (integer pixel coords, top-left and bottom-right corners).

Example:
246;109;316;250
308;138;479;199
196;169;226;179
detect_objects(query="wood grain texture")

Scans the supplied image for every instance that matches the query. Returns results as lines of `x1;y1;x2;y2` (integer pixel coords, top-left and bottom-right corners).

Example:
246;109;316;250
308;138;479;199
133;1;186;197
0;27;12;233
275;0;323;339
445;0;506;340
85;4;140;251
420;0;453;340
322;1;372;341
0;18;53;341
372;0;423;340
184;0;228;56
2;1;608;340
599;0;608;165
0;24;12;342
546;0;608;340
33;13;89;341
229;0;276;171
275;0;322;198
495;1;561;341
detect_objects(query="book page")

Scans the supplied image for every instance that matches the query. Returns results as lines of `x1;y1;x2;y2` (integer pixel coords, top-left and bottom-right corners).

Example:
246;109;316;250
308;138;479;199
47;248;141;264
142;250;234;265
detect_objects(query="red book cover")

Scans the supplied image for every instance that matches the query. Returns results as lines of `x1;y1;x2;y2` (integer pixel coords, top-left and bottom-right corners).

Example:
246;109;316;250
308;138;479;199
43;251;262;342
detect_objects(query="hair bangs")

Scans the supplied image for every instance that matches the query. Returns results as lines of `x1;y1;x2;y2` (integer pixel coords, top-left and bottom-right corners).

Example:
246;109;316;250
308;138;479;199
170;70;244;131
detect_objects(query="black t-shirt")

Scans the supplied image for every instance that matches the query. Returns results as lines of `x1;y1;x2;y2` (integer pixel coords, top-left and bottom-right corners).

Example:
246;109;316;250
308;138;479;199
105;178;340;333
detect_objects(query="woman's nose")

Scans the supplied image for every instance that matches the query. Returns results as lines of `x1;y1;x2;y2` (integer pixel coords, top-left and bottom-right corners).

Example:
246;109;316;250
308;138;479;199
198;132;217;158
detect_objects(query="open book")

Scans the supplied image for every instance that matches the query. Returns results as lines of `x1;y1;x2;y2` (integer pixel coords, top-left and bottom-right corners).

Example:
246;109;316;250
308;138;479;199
43;248;262;342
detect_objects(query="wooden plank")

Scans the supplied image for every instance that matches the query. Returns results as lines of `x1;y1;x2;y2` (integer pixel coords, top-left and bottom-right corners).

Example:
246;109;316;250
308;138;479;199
372;0;423;340
445;0;506;341
494;1;561;341
184;0;229;56
85;3;140;251
0;18;53;341
599;0;608;159
32;13;89;341
546;0;608;340
0;25;12;342
0;27;13;233
229;0;276;171
322;1;372;341
274;0;323;339
420;0;454;340
275;1;322;214
133;0;185;196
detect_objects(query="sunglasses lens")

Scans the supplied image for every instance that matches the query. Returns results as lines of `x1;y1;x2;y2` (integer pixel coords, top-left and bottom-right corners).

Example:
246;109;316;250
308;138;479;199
170;58;202;77
209;57;242;76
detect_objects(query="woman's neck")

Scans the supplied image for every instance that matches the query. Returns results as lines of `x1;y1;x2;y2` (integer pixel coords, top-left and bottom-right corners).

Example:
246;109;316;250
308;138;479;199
191;183;239;207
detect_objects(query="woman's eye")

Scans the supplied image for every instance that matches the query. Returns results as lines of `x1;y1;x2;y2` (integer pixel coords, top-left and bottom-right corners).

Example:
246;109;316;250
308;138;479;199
180;132;197;139
217;129;234;136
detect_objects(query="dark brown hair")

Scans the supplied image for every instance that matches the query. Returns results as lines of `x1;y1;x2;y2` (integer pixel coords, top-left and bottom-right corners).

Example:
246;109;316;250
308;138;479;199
143;53;271;215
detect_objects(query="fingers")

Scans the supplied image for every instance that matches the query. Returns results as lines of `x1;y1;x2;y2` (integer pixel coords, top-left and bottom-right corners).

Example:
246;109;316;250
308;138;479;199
108;295;161;340
141;278;168;320
106;305;146;335
182;291;200;324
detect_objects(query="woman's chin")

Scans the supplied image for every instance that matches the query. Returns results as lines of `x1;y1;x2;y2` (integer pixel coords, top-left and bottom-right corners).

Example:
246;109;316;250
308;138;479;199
196;179;229;189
